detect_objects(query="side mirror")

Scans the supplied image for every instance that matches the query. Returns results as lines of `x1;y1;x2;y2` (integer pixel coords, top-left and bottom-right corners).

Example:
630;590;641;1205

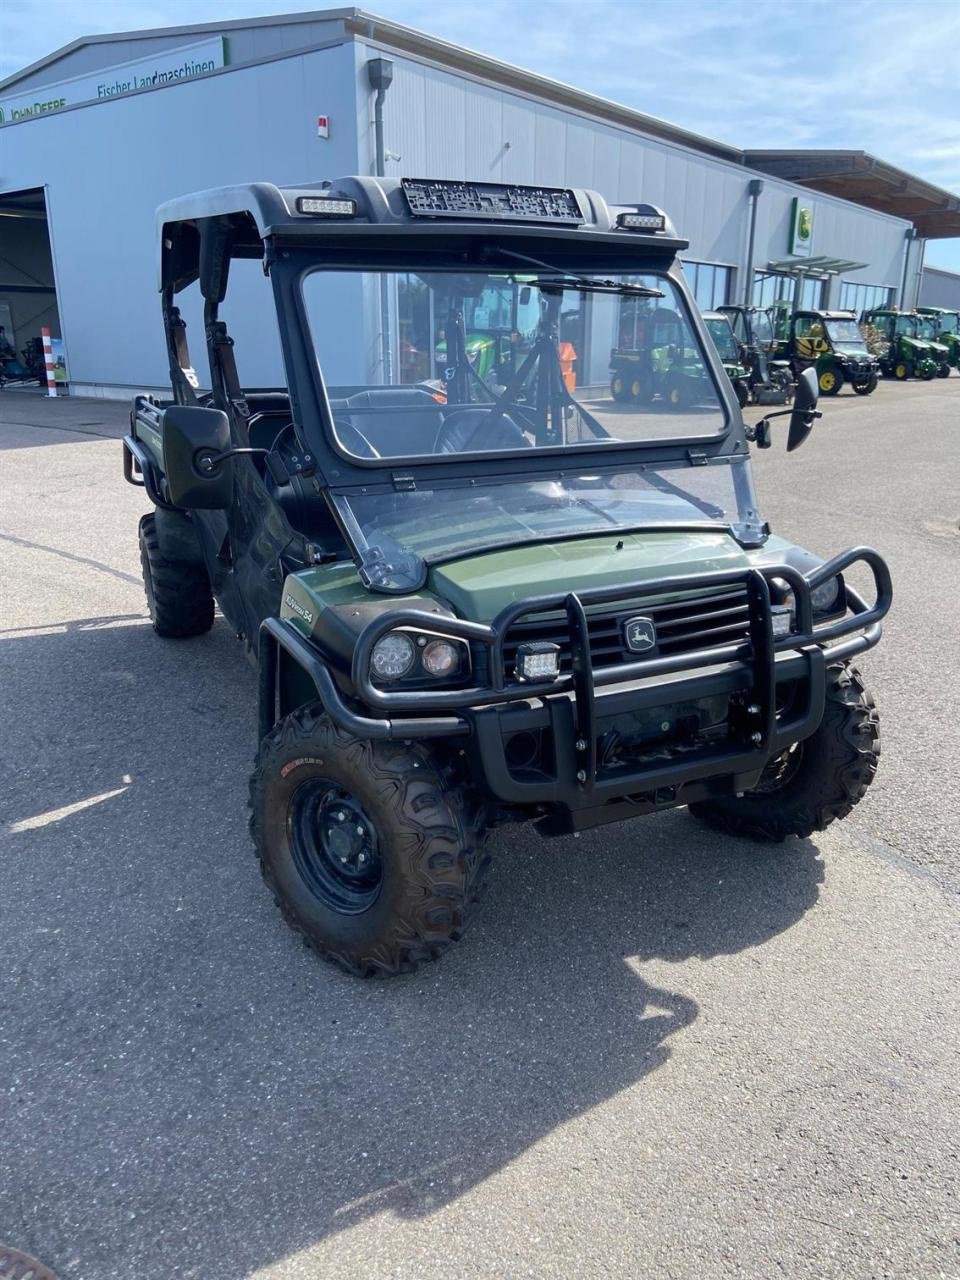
161;404;233;509
787;366;819;452
519;286;532;305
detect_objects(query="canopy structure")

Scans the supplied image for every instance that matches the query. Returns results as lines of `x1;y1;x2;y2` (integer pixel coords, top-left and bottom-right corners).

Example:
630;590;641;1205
765;256;869;279
744;151;960;240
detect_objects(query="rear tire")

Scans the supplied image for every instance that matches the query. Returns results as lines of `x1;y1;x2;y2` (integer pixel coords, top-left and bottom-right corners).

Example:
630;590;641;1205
249;705;490;977
818;366;842;395
688;663;879;842
138;511;214;638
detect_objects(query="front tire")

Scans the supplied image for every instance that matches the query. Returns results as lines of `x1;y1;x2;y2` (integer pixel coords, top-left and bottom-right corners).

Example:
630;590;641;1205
852;374;878;396
688;663;880;842
937;363;950;378
249;705;490;976
138;512;214;638
818;366;842;395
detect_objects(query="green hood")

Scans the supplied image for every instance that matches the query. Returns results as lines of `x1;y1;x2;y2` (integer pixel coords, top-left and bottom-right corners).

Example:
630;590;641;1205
429;530;773;622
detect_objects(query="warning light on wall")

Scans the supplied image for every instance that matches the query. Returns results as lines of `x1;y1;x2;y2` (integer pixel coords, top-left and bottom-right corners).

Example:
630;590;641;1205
317;115;330;138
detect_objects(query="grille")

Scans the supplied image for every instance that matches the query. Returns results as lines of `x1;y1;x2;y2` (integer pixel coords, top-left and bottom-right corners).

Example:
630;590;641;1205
501;585;752;676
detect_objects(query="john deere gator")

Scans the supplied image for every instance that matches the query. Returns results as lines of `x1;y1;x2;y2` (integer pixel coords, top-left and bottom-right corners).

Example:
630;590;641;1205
777;308;878;396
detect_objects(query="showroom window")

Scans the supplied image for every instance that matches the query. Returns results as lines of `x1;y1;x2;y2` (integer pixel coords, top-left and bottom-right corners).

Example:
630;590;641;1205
753;272;824;311
838;281;894;314
682;261;732;310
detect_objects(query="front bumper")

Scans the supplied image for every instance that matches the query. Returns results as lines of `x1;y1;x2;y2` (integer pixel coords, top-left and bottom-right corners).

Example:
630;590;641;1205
261;548;891;823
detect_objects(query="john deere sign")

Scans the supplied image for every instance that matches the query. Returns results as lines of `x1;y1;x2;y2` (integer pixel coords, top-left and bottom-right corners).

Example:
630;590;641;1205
789;198;815;258
0;36;225;124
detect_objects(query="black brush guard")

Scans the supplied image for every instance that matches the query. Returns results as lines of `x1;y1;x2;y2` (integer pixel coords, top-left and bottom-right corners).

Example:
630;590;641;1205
261;547;891;815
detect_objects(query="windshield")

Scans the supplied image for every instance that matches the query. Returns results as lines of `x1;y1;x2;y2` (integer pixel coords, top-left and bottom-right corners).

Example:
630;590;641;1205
825;318;865;346
895;315;920;337
915;315;940;341
301;269;727;462
939;312;959;335
333;461;761;589
704;317;739;363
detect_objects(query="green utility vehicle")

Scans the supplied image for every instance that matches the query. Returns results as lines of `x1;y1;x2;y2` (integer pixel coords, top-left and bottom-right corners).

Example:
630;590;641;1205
608;302;711;407
702;311;750;407
777;309;879;396
718;304;793;405
913;311;953;377
122;177;890;977
861;308;939;380
917;306;960;369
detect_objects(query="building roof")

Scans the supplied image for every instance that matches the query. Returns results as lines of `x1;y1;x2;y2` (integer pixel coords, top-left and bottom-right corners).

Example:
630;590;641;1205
3;10;958;241
744;150;960;241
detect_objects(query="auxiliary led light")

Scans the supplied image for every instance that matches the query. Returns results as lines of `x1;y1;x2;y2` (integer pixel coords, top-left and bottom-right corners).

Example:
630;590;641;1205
516;641;561;682
296;196;357;217
617;212;666;231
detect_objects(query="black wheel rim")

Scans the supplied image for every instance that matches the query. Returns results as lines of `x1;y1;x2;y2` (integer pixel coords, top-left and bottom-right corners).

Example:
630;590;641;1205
752;742;804;794
288;779;383;914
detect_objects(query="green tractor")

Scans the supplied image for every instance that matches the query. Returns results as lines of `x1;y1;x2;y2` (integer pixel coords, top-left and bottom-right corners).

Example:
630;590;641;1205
435;280;543;387
917;306;960;369
776;308;879;396
702;311;750;407
913;310;953;377
718;304;794;405
860;308;939;381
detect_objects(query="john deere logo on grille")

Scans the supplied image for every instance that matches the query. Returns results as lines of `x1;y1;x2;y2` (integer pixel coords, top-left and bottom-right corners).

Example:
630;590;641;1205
624;616;657;653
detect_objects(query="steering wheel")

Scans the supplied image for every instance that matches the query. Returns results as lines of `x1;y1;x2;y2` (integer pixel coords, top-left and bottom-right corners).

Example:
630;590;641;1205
434;406;530;455
333;418;381;459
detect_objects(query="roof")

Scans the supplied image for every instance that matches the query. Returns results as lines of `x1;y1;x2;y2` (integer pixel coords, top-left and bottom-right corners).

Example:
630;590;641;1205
744;150;960;240
156;175;687;290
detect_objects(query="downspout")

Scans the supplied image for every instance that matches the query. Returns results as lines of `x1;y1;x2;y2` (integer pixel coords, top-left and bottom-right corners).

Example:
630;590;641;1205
912;235;927;310
742;178;764;306
899;228;917;309
367;56;394;383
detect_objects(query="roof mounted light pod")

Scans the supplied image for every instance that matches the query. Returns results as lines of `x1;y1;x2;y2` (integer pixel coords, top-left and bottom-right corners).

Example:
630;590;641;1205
296;196;357;218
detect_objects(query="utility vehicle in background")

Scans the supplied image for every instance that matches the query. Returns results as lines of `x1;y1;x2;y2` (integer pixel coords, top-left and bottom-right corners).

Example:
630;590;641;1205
775;308;879;396
122;176;890;977
861;307;939;381
717;304;793;405
702;310;750;407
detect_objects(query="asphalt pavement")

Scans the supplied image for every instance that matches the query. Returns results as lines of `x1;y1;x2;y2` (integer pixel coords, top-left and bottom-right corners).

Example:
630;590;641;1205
0;380;958;1280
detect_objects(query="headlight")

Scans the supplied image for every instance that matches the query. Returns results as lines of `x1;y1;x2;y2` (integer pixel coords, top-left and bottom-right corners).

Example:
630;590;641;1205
811;575;843;614
371;632;416;680
369;630;469;684
421;638;460;677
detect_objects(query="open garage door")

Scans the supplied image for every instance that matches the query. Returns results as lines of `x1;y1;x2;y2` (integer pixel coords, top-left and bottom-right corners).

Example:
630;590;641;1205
0;187;62;387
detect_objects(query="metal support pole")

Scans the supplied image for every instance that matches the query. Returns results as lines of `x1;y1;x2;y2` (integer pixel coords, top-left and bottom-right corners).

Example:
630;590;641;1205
367;57;395;384
899;229;917;309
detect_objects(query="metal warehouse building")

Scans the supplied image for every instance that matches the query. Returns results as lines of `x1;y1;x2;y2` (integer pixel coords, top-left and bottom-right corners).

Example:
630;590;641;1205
1;6;958;397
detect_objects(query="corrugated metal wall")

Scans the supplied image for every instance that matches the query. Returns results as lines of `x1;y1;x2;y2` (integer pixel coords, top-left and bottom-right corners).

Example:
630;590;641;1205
0;41;359;391
0;28;916;394
353;42;911;300
920;267;960;309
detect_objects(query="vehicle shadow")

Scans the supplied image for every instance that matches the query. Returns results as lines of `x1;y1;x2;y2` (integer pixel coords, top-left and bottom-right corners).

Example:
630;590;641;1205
0;619;824;1279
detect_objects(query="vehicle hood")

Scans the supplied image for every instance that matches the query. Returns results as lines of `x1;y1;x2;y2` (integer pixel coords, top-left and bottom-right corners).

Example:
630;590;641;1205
429;529;782;622
902;337;931;354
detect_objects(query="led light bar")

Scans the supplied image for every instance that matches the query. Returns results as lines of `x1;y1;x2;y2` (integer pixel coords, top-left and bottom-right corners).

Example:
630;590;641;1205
617;211;666;231
296;196;357;218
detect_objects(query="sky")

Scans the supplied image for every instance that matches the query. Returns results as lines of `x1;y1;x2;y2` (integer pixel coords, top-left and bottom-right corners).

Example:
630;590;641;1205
3;0;960;269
